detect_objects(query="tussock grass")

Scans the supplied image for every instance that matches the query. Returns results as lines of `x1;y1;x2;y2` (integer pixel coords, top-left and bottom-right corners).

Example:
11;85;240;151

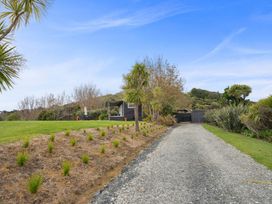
49;133;55;142
16;152;28;166
28;174;43;194
112;139;120;148
81;154;89;164
100;145;106;154
22;138;29;148
65;130;70;137
70;138;76;146
48;142;53;153
62;161;71;176
87;133;93;141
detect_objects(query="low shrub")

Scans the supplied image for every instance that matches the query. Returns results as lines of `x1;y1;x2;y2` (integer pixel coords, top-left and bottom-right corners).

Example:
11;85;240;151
87;133;93;141
22;138;29;148
16;152;28;166
65;130;70;136
112;139;120;148
62;161;71;176
204;105;247;133
81;154;89;164
49;133;55;142
100;145;106;154
100;130;106;137
28;174;43;194
156;115;176;126
48;142;53;153
70;138;76;146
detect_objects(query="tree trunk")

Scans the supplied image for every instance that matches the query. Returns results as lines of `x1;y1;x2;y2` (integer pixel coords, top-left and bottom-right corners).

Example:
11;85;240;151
134;103;140;132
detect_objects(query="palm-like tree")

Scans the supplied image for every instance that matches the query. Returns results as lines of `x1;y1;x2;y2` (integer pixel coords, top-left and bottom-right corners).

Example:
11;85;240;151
123;63;149;132
0;0;49;92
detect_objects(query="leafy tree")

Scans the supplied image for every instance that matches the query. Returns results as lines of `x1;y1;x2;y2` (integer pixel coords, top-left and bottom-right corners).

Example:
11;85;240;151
123;63;149;132
0;0;50;92
223;84;252;105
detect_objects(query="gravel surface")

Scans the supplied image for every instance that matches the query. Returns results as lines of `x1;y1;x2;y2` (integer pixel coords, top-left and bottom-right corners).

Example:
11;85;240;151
91;123;272;204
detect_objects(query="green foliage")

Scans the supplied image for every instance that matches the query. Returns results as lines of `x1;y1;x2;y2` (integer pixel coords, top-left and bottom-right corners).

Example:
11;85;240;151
22;138;29;148
204;105;247;133
49;133;55;142
143;131;147;137
87;133;94;141
62;161;71;176
100;130;106;137
100;145;106;154
223;84;252;105
112;139;120;148
157;115;176;126
65;130;70;136
98;112;108;120
48;142;53;153
70;138;76;146
122;136;127;141
241;96;272;141
16;152;28;166
7;112;21;121
28;174;43;194
81;154;89;164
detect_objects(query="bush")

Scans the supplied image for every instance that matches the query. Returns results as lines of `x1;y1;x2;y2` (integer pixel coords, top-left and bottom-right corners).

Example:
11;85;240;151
65;130;70;136
100;145;106;154
87;133;94;141
112;139;120;148
16;152;28;166
70;138;76;146
98;112;108;120
28;174;43;194
241;96;272;140
157;115;176;126
205;105;247;133
62;161;71;176
49;133;55;142
48;142;53;153
22;138;29;148
81;154;89;164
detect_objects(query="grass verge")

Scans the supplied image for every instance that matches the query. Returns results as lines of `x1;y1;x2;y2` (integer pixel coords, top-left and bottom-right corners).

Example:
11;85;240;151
203;124;272;170
0;120;131;144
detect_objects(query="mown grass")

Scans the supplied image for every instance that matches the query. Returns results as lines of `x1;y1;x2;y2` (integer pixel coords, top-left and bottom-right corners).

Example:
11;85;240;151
203;124;272;170
0;120;131;144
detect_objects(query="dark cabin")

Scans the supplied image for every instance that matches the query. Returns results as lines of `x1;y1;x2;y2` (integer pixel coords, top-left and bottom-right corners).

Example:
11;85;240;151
106;100;142;121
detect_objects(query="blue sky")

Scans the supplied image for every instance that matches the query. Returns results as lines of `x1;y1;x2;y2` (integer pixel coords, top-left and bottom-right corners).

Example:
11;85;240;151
1;0;272;110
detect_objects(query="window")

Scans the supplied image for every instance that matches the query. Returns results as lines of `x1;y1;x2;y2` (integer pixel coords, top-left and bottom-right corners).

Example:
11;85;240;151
128;103;136;109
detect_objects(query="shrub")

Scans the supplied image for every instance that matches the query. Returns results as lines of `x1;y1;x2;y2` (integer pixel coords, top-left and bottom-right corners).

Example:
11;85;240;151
49;133;55;142
22;138;29;148
70;138;76;146
87;133;93;141
205;105;247;133
28;174;43;194
100;145;106;154
65;130;70;136
48;142;53;153
62;161;71;176
157;115;176;126
100;130;106;137
112;139;120;148
16;152;28;166
81;154;89;164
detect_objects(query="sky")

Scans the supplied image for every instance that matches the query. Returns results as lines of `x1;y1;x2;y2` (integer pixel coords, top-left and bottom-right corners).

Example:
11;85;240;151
1;0;272;111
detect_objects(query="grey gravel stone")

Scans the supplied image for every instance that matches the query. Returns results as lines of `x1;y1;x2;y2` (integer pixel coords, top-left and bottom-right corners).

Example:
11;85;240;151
91;124;272;204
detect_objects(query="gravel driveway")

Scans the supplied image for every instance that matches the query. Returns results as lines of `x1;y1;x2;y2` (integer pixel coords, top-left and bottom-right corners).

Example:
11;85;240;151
91;123;272;204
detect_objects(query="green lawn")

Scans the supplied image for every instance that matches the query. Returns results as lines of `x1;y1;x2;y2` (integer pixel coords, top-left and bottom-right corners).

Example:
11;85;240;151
203;124;272;170
0;120;131;144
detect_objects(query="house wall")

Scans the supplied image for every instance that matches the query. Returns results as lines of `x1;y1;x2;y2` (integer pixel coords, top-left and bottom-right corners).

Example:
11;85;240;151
123;103;142;121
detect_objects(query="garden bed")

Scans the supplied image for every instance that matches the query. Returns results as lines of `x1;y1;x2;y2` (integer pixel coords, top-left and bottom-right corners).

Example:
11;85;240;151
0;123;166;204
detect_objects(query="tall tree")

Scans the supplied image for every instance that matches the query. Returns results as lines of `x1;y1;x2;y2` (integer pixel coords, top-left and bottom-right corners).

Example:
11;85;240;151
0;0;50;92
123;63;149;132
223;84;252;105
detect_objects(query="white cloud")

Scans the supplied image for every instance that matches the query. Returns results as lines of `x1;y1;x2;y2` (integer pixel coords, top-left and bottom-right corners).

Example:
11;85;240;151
59;2;198;33
194;27;246;62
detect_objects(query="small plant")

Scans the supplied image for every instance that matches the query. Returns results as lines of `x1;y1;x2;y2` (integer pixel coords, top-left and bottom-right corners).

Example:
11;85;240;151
62;161;71;176
122;136;127;141
48;142;53;153
100;145;106;154
112;139;120;148
122;125;125;131
28;174;43;194
112;130;116;134
100;130;106;137
83;129;87;134
49;133;55;142
107;126;110;130
81;154;89;164
87;133;93;141
96;127;100;131
119;128;122;133
70;138;76;146
16;152;28;166
126;126;129;130
22;138;29;148
65;130;70;136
